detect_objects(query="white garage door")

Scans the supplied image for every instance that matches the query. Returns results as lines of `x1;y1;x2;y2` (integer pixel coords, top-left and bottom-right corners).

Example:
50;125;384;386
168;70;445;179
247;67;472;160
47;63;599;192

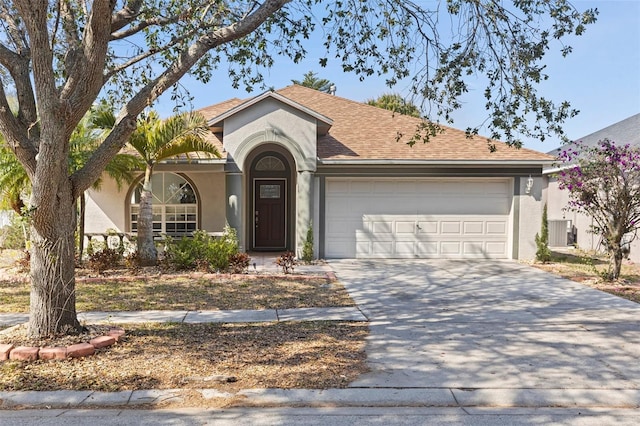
325;178;512;259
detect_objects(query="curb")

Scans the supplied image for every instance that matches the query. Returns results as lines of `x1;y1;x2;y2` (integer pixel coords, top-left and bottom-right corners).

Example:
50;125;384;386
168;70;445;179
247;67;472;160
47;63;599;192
1;388;639;410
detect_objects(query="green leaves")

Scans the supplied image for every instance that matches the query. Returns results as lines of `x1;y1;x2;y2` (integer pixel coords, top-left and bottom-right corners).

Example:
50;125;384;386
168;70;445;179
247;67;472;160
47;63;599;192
128;111;219;166
291;71;334;92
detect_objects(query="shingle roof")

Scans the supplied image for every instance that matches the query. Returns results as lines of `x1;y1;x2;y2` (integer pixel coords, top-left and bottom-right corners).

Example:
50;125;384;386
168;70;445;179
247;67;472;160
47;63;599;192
547;113;640;157
199;85;553;162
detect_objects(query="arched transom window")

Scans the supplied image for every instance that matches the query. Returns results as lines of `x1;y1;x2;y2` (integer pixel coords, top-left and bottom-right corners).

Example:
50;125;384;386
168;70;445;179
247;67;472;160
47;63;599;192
130;172;197;236
255;155;286;171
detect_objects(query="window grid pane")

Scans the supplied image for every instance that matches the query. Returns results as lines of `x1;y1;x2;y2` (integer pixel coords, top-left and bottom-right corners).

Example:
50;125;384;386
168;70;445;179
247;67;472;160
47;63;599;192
130;173;198;236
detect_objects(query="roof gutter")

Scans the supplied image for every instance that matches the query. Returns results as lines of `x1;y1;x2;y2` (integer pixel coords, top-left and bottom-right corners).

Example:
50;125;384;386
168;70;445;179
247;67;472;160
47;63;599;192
318;159;554;167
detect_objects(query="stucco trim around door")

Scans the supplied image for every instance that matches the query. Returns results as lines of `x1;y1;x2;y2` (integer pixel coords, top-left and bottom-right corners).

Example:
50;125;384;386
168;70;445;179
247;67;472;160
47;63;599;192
247;148;295;252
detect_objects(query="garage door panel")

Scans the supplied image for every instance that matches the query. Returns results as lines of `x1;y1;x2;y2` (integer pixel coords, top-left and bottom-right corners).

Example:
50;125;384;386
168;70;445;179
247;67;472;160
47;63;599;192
417;221;438;234
417;241;439;255
486;242;508;255
372;241;394;256
441;222;461;234
464;221;484;234
326;178;511;259
487;221;507;234
441;241;462;255
463;241;484;255
395;241;415;255
371;221;393;233
396;221;416;234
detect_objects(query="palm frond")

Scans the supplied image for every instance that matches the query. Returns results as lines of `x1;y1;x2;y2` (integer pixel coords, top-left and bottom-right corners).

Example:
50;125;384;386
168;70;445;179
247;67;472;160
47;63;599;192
129;111;219;164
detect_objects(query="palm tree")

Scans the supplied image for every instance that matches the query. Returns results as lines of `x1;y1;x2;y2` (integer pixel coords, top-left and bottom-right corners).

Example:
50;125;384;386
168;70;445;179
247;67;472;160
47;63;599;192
72;105;143;258
127;111;220;266
0;143;29;214
0;105;142;257
366;93;422;118
292;71;334;93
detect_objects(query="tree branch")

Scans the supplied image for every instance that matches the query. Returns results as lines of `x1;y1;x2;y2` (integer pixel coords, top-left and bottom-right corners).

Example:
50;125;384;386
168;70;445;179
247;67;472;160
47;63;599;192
111;14;183;40
60;0;116;129
0;79;37;178
71;0;291;197
105;24;202;80
111;0;144;33
13;1;58;115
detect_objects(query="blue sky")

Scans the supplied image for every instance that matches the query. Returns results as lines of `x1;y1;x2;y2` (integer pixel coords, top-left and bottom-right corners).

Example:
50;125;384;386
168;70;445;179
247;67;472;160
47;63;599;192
158;0;640;154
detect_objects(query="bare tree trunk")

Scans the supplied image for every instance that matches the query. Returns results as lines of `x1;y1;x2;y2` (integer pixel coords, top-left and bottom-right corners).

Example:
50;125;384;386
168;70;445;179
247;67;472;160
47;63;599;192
611;246;623;281
137;167;157;266
77;193;86;262
28;190;82;337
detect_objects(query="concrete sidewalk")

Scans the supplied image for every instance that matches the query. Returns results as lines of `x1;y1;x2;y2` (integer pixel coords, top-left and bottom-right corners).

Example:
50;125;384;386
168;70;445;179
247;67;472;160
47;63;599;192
0;306;368;328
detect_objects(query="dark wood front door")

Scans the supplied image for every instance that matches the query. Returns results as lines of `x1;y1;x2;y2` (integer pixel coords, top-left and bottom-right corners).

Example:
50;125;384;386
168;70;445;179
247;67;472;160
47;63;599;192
254;179;286;249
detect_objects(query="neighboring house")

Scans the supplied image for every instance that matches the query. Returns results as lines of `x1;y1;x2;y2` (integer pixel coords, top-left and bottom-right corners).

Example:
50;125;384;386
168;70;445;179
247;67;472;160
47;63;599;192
544;113;640;260
85;85;553;260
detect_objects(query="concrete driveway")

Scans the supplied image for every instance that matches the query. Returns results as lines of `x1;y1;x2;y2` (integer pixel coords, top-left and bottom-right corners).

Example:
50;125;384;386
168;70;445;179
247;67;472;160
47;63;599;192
329;259;640;394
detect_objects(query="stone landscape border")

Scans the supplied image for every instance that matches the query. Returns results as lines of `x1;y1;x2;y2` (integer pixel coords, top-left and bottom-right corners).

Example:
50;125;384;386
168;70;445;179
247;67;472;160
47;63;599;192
0;326;125;362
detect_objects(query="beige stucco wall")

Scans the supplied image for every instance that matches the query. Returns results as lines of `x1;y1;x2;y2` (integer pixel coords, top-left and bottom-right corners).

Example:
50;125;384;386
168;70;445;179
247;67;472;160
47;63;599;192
84;168;227;235
546;176;597;249
85;177;125;233
517;176;544;260
223;98;317;172
186;170;227;232
546;175;640;263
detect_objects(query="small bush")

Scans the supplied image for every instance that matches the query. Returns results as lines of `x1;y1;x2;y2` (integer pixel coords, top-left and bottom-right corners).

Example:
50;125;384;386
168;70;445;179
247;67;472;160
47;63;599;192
162;226;240;272
276;251;297;274
87;248;122;274
301;223;313;262
228;252;251;274
535;203;551;263
163;231;211;271
124;250;142;272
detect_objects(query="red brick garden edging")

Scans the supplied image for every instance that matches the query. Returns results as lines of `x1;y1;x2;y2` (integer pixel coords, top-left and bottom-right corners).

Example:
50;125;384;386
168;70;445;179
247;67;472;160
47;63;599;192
0;326;125;362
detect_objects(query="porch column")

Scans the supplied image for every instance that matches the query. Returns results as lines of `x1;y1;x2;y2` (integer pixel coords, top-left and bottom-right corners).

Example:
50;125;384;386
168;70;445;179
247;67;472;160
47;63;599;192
296;170;314;258
226;172;244;251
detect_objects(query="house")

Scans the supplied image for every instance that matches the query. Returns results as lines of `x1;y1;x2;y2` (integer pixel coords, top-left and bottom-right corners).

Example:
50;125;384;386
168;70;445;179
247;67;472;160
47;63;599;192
544;113;640;261
84;85;553;260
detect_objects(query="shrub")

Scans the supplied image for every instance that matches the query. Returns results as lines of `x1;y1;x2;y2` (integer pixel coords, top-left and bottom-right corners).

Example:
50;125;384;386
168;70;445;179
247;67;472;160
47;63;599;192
276;251;297;274
87;247;122;274
124;250;142;272
228;252;251;274
163;231;210;271
301;223;313;262
162;226;240;272
535;203;551;263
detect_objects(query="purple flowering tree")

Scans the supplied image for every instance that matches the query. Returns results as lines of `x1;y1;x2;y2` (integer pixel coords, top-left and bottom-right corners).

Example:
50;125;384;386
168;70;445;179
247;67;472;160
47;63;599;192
558;139;640;279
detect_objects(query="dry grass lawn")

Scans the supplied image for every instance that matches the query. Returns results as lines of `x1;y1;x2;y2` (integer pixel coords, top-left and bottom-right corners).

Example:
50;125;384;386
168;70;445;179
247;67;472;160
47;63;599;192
531;249;640;304
0;250;368;393
5;247;638;396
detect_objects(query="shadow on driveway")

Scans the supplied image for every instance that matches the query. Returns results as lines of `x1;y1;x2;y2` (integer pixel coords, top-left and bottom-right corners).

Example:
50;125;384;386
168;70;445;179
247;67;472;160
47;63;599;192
329;259;640;393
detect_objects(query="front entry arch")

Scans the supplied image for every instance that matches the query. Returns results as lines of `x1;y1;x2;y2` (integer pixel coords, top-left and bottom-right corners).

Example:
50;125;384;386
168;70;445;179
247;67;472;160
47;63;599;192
248;150;294;251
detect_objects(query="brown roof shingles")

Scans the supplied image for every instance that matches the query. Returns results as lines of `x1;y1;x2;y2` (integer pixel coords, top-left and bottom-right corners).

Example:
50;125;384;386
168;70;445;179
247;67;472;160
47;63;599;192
199;85;554;162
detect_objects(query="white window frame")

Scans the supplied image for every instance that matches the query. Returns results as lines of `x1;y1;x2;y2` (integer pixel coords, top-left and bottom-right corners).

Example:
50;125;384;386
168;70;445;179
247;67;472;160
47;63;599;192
130;173;198;236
